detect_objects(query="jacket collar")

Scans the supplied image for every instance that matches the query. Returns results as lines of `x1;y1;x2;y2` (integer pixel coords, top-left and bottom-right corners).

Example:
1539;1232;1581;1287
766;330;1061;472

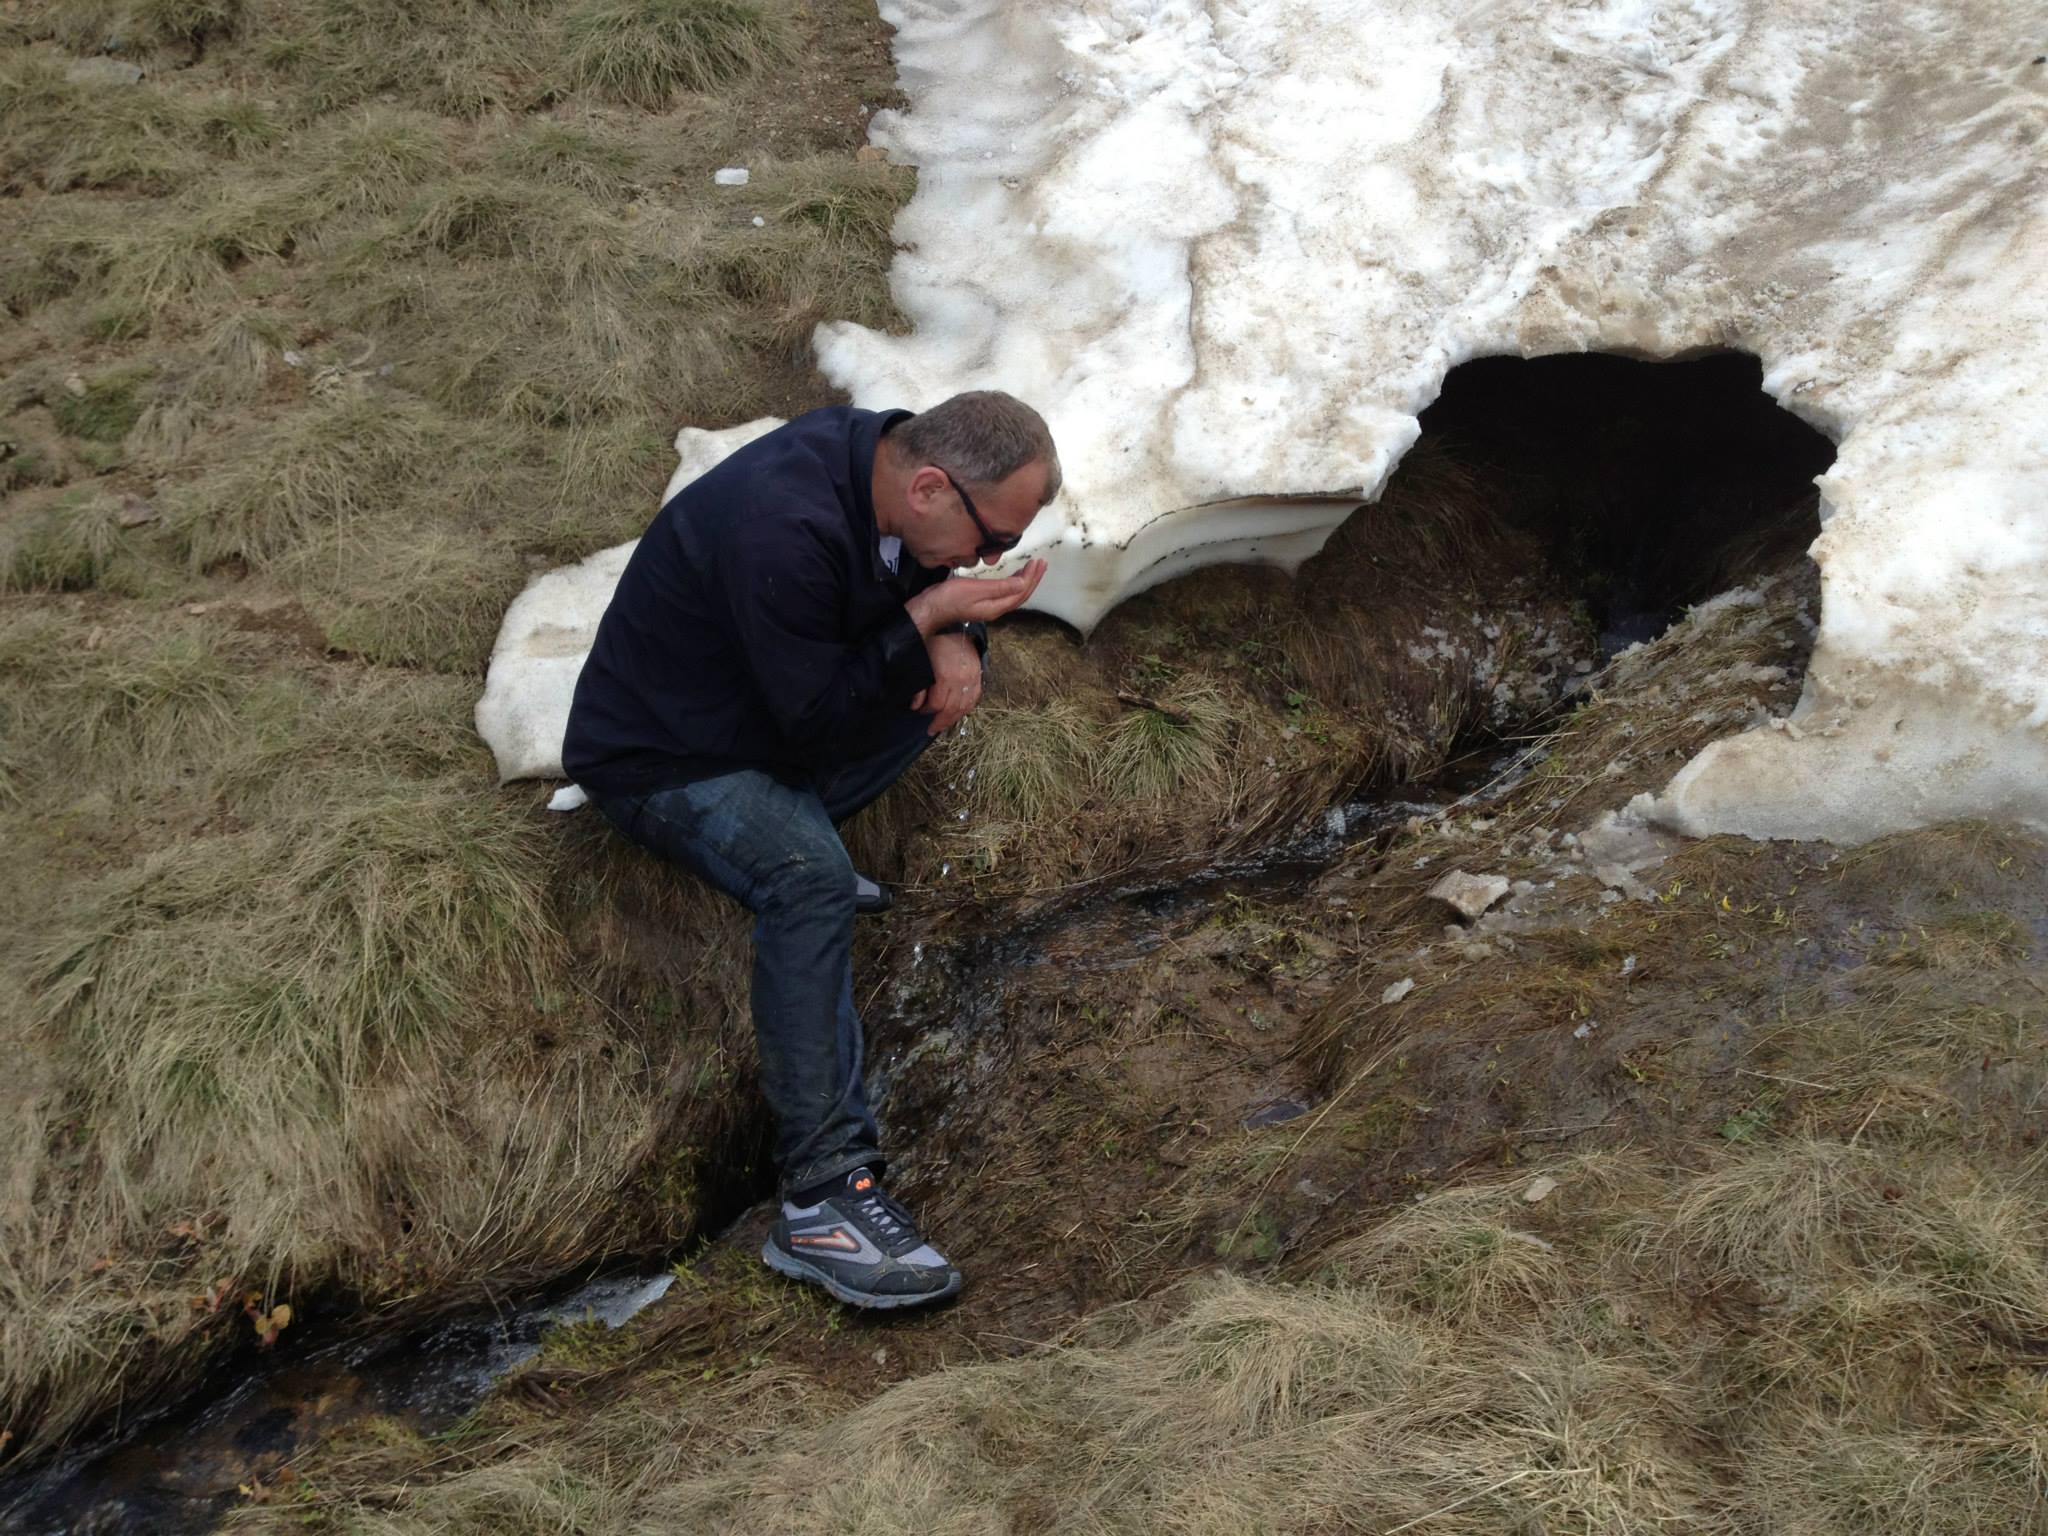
853;407;916;584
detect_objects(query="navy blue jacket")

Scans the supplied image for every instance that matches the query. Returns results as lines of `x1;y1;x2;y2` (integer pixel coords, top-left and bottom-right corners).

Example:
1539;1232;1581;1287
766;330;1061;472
563;406;944;794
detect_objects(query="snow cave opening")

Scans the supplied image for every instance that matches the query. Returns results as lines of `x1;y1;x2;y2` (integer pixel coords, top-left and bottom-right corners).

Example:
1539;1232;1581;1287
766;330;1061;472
1412;351;1835;657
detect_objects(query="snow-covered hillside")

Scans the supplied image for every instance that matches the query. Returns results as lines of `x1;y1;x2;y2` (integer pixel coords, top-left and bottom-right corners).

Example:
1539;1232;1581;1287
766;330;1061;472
481;0;2048;843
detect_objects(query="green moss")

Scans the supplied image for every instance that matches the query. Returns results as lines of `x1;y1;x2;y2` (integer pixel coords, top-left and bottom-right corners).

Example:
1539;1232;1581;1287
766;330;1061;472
534;1316;637;1372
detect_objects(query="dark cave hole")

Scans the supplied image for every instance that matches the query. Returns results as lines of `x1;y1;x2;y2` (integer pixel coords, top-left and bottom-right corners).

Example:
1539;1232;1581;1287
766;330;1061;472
1418;351;1836;655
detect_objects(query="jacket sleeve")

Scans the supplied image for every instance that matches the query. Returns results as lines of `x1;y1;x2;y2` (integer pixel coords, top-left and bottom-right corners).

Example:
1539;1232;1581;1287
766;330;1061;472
718;516;935;752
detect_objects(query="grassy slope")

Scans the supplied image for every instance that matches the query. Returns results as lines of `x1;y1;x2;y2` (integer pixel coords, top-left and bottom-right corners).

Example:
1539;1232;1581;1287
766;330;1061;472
0;0;910;1459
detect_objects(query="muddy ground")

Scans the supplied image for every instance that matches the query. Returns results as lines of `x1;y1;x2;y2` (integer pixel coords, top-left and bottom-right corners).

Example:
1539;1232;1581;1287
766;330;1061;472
21;547;2040;1529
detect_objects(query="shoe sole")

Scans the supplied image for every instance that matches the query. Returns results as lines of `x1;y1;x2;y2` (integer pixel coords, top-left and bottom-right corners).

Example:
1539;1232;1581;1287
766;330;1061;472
761;1239;961;1310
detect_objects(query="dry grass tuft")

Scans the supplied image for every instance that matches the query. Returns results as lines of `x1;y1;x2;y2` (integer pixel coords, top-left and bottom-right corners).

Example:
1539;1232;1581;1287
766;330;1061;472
0;55;205;193
1096;683;1230;803
562;0;795;107
963;700;1094;823
37;0;243;50
167;389;464;567
490;119;642;201
0;606;246;779
1;490;128;592
282;518;530;672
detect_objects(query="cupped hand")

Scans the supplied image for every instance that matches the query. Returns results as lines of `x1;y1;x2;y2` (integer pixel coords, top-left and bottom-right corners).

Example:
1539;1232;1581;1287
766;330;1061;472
906;558;1048;634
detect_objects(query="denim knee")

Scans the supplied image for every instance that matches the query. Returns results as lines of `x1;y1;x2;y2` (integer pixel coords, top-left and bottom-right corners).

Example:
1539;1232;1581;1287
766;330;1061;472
755;830;855;922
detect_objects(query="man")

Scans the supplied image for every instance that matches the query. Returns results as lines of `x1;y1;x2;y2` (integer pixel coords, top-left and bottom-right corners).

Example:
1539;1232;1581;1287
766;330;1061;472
564;391;1058;1309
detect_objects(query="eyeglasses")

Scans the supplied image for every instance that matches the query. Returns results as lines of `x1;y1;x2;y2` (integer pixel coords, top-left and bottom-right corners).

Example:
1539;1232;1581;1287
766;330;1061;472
938;467;1022;561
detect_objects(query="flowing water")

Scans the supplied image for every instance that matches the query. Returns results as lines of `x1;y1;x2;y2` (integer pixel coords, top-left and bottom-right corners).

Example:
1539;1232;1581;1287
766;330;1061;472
1;1270;679;1534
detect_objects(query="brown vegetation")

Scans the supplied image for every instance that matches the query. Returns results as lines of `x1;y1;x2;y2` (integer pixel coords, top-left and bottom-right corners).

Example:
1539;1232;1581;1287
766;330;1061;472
0;0;904;1461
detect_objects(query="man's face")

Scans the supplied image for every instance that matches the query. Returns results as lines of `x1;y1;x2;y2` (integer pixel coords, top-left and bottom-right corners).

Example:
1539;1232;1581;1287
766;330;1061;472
904;459;1050;571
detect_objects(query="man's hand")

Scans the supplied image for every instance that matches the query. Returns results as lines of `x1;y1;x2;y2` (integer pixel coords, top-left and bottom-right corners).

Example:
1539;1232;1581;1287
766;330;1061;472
909;629;984;736
904;558;1047;636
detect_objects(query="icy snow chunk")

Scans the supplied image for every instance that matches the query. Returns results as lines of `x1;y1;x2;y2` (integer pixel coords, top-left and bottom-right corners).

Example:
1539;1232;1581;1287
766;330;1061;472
475;543;634;784
713;167;750;186
1425;871;1510;923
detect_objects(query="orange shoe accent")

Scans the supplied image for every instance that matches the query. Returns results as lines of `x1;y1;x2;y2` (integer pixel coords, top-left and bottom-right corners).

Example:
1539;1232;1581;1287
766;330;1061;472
854;1175;874;1192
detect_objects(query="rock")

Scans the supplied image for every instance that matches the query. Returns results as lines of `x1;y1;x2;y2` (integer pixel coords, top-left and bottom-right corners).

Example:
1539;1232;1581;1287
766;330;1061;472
1425;870;1510;923
116;495;158;528
1523;1175;1558;1204
712;167;750;187
63;374;89;399
65;58;144;87
1243;1097;1310;1129
1380;977;1415;1004
856;145;891;164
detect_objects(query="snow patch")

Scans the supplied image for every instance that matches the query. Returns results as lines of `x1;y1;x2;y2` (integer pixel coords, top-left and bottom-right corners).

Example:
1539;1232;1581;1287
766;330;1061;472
478;0;2048;842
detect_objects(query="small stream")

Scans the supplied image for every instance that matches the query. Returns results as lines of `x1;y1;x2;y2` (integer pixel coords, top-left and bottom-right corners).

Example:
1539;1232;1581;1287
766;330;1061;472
0;772;1492;1536
1;1269;679;1534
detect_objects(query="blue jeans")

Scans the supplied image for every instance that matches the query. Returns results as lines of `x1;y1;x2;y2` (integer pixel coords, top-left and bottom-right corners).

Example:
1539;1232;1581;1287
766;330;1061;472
591;712;932;1198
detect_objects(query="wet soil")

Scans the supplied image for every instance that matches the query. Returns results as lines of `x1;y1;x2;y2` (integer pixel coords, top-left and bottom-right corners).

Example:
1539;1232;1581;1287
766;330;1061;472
0;768;1455;1531
19;688;2047;1528
584;817;2048;1436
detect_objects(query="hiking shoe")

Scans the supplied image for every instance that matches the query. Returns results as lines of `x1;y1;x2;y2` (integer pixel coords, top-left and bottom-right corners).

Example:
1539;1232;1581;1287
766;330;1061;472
762;1169;961;1309
853;871;893;916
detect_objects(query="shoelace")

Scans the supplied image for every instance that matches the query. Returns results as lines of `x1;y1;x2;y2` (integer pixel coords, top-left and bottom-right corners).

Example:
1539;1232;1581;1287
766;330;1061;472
852;1187;917;1247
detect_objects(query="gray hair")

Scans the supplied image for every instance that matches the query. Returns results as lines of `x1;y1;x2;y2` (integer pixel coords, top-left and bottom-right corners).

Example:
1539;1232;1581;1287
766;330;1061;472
888;391;1062;505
